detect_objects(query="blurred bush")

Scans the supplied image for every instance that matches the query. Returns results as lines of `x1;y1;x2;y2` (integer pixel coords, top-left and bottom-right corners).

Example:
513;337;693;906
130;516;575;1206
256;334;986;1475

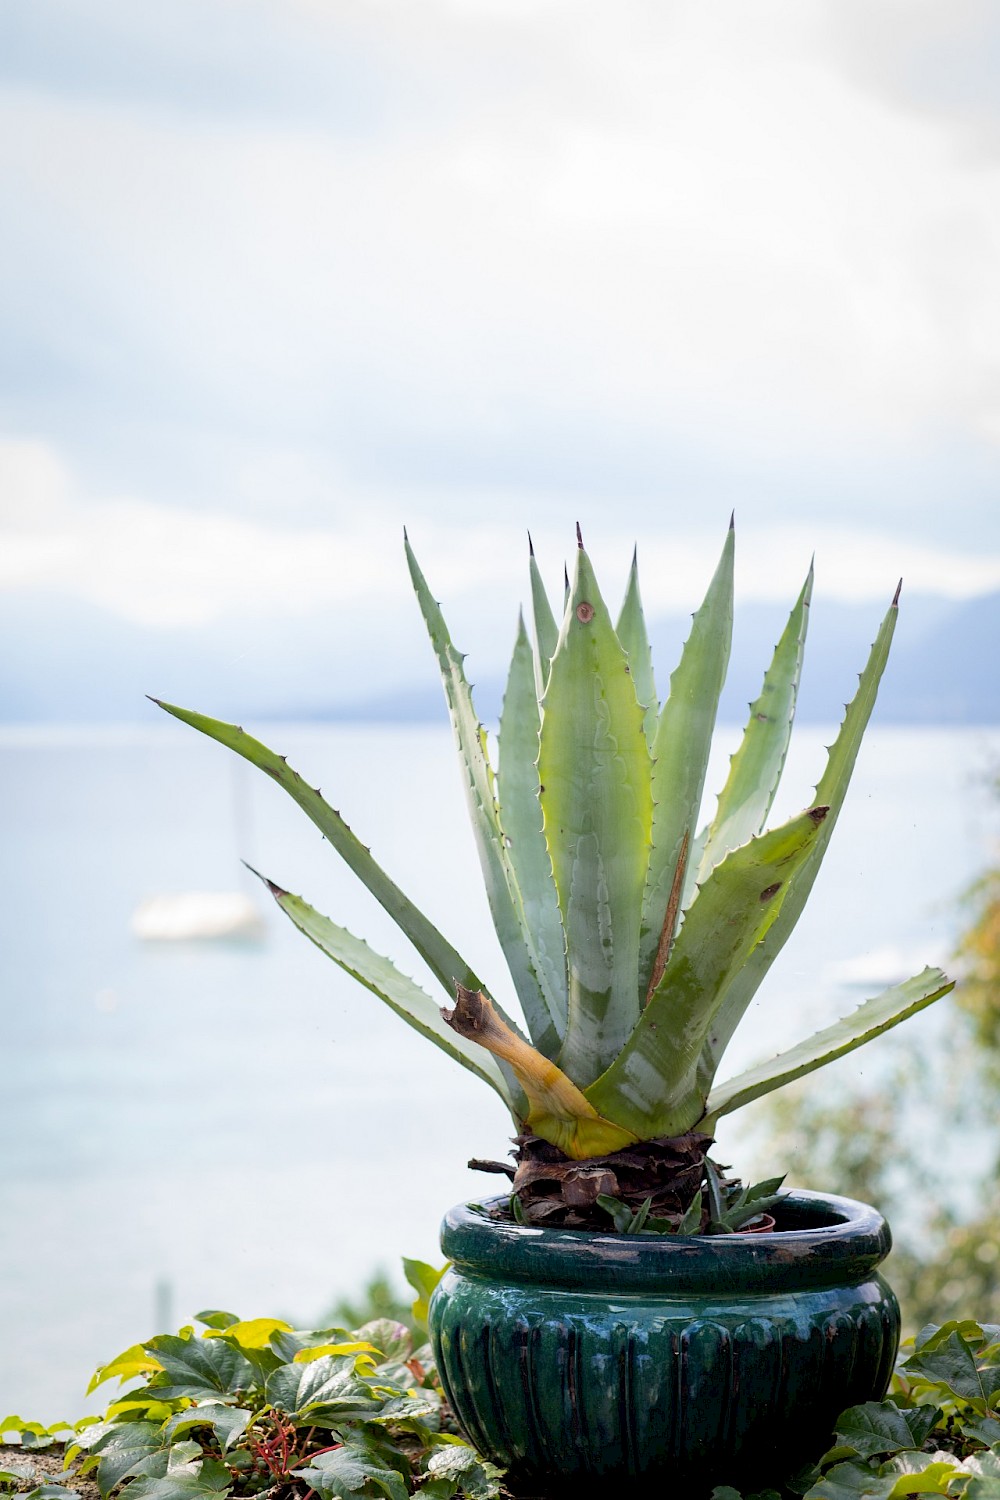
316;1269;416;1335
749;813;1000;1332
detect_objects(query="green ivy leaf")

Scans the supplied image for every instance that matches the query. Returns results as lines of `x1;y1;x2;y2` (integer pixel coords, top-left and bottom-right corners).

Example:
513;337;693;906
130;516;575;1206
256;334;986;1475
913;1321;1000;1353
267;1327;356;1363
356;1320;412;1362
264;1355;379;1421
421;1438;505;1500
89;1421;165;1499
369;1391;442;1430
165;1443;202;1470
964;1417;1000;1446
192;1313;239;1332
806;1459;897;1500
125;1457;231;1500
294;1442;408;1500
964;1480;1000;1500
882;1454;964;1498
905;1328;1000;1412
209;1337;280;1385
162;1405;252;1453
831;1402;943;1461
143;1336;255;1401
0;1465;37;1484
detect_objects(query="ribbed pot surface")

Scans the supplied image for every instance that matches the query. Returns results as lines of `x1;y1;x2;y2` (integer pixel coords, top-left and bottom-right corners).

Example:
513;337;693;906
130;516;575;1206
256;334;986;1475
429;1191;900;1497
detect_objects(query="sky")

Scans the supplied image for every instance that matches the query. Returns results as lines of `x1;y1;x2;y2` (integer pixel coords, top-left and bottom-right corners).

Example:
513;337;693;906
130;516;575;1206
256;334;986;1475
2;0;1000;711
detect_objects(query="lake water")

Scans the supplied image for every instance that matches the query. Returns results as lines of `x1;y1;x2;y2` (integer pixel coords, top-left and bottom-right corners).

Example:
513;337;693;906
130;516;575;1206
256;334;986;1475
3;720;999;1421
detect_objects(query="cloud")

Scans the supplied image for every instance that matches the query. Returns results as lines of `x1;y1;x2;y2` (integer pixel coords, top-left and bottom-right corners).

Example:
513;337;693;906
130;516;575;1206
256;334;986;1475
0;440;405;627
826;0;1000;145
4;441;998;639
2;0;1000;515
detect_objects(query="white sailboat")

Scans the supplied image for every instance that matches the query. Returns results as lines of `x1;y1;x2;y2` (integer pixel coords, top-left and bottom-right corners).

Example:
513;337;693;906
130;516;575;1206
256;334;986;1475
131;888;265;942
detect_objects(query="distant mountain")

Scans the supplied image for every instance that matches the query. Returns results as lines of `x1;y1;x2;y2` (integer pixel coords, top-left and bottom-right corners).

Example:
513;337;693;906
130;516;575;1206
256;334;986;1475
1;588;997;725
708;590;997;725
874;590;1000;723
323;591;999;725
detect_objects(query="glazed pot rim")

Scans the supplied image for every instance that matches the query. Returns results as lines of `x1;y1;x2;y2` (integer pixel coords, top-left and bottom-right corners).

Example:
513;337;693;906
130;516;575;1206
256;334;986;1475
439;1190;892;1294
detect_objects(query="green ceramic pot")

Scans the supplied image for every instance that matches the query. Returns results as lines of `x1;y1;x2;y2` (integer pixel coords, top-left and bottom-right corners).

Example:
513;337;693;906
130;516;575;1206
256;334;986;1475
429;1191;899;1497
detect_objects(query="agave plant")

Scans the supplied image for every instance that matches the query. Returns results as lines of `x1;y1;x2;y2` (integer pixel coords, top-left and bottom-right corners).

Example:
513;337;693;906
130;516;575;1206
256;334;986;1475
154;524;952;1173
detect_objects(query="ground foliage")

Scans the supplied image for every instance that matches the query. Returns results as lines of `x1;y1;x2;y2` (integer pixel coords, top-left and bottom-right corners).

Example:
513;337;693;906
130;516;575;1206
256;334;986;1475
714;1319;1000;1500
7;1317;1000;1500
4;1269;1000;1500
0;1262;500;1500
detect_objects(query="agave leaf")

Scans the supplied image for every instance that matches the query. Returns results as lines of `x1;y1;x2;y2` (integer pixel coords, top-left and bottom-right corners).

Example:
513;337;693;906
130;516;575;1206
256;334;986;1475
585;804;830;1139
693;591;901;1096
538;542;654;1086
151;701;492;1009
696;561;813;883
679;822;709;911
677;1188;704;1235
257;874;523;1116
497;613;568;1026
704;967;955;1120
443;986;636;1159
637;525;735;998
405;537;563;1056
615;548;657;748
596;1194;634;1233
528;536;559;697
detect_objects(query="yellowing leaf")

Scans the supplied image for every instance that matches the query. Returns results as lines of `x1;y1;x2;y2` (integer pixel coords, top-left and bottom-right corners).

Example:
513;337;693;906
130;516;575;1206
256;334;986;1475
86;1345;163;1394
444;985;636;1159
403;1259;448;1331
885;1460;963;1498
293;1342;381;1364
203;1318;291;1349
105;1399;176;1421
